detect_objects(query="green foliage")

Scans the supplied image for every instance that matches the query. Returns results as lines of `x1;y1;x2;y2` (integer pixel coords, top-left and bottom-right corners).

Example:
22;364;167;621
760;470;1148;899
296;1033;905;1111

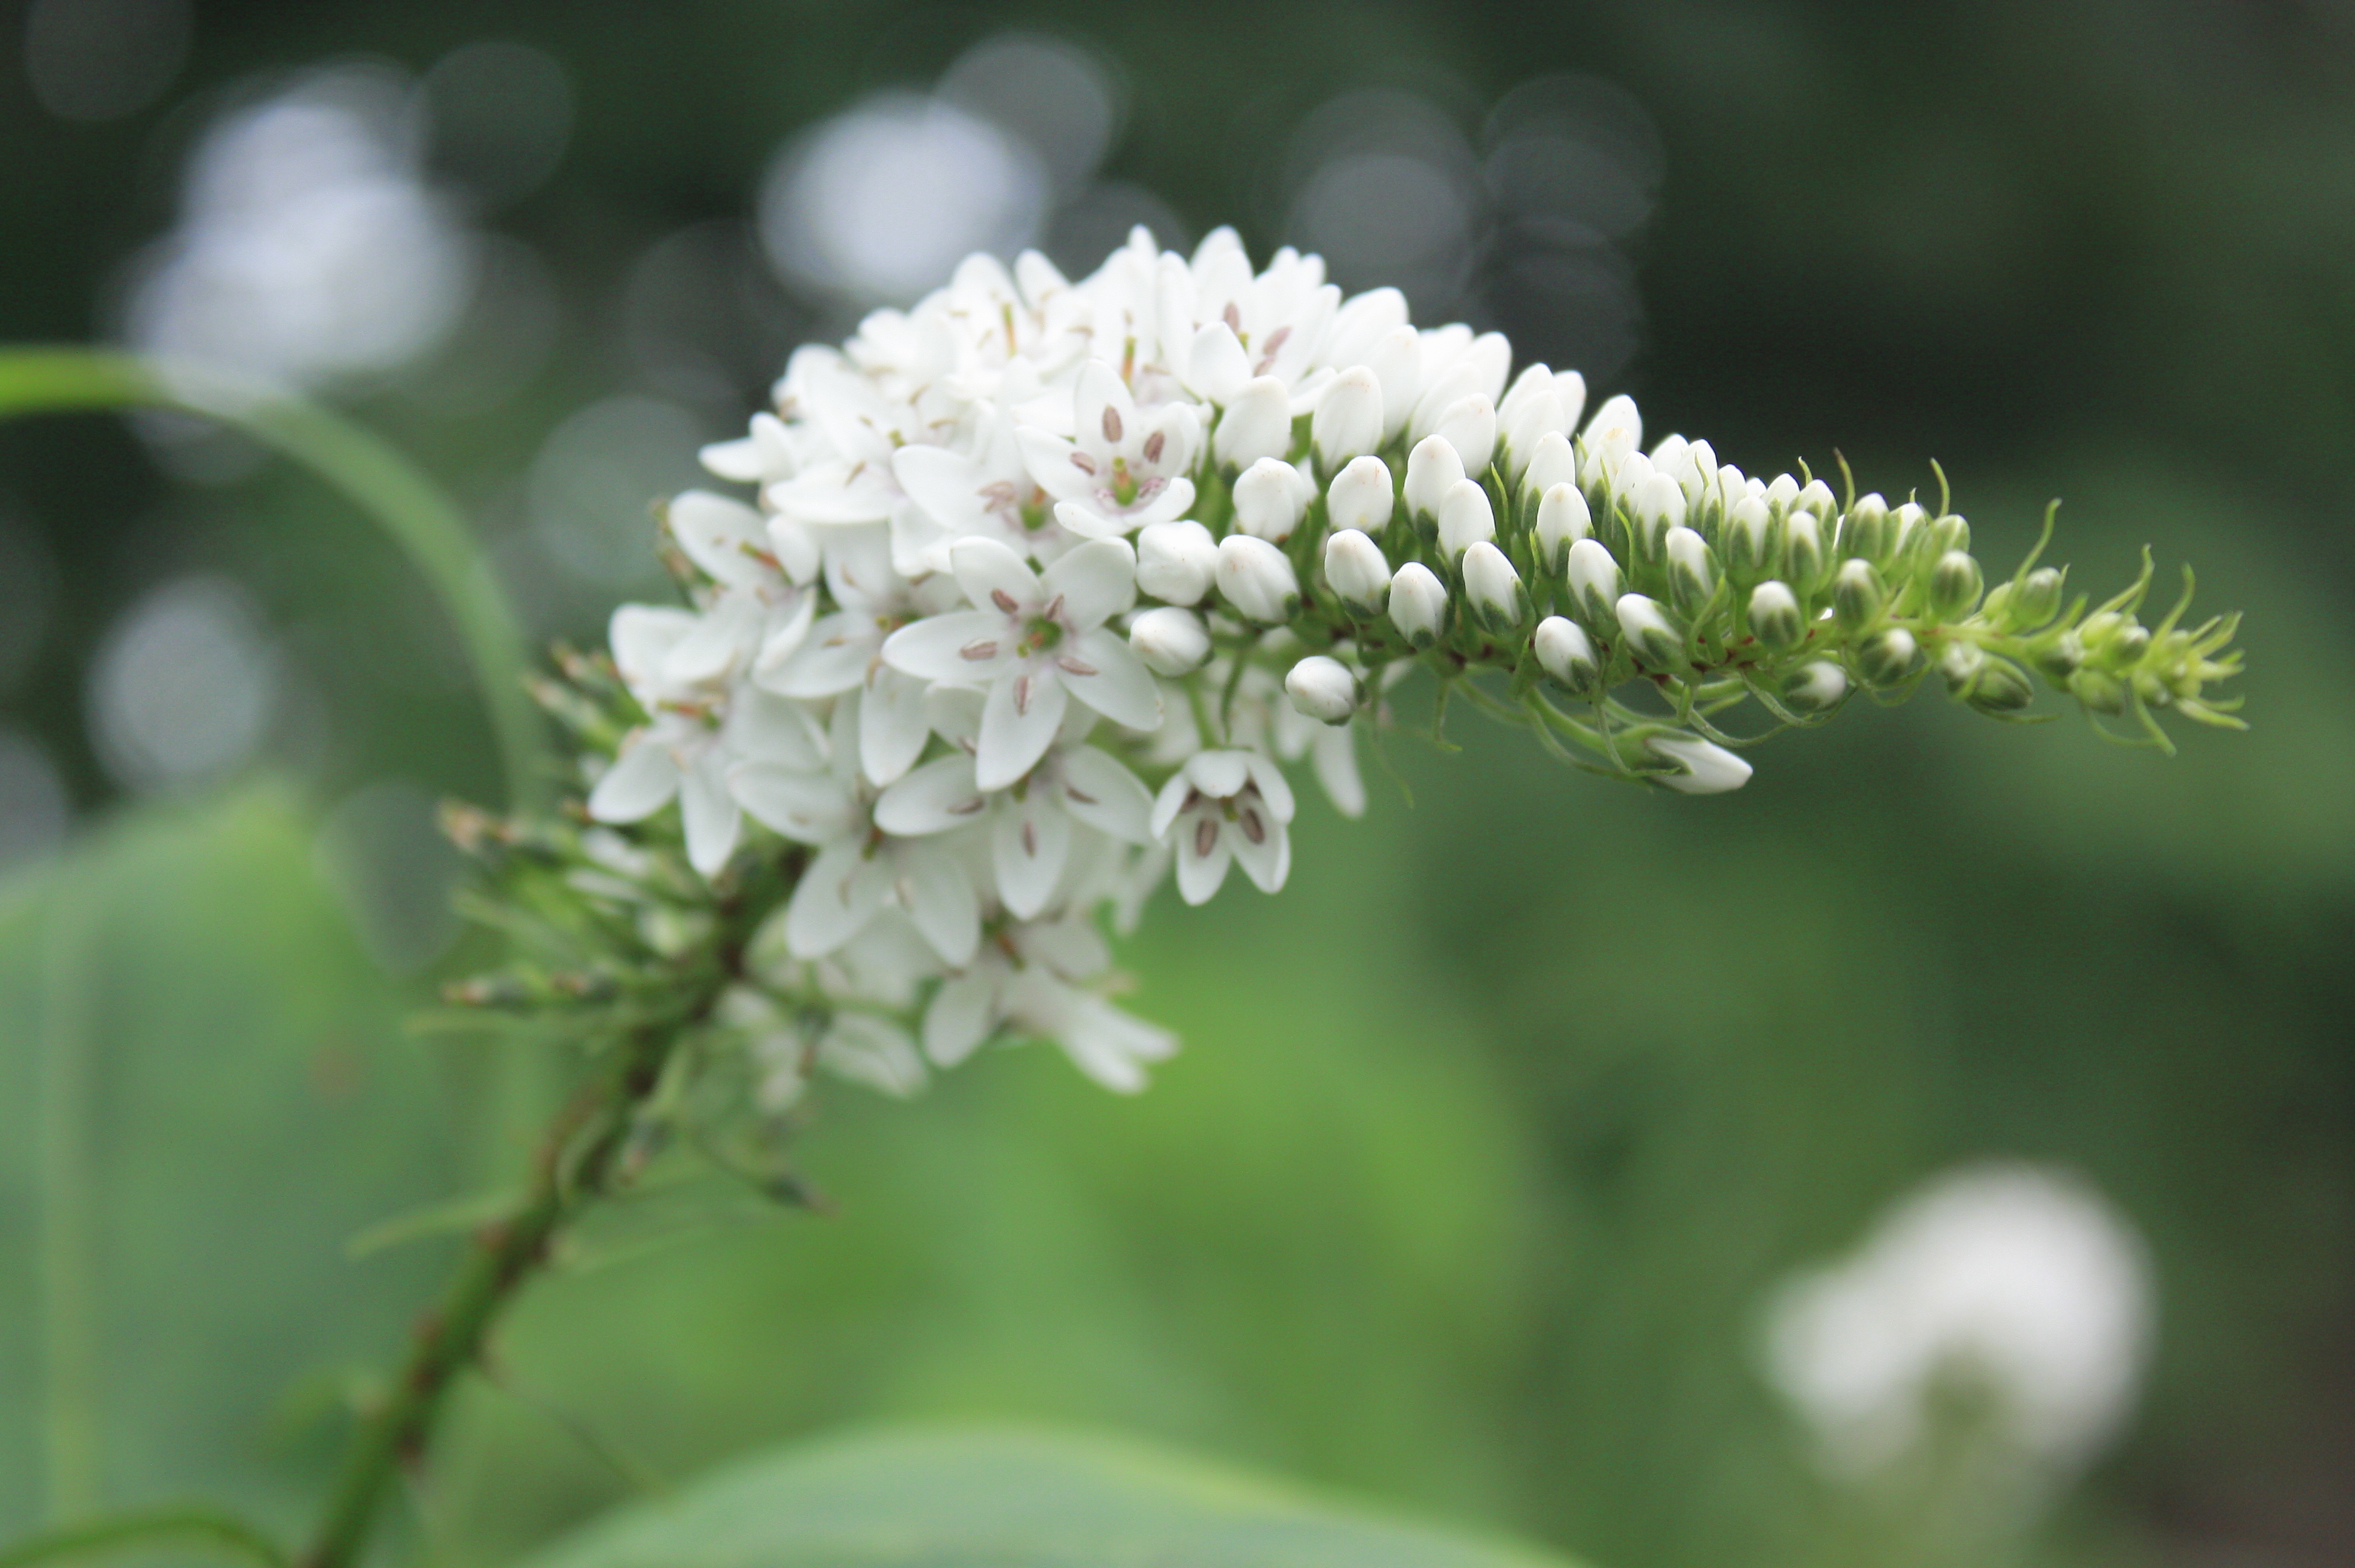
518;1425;1578;1568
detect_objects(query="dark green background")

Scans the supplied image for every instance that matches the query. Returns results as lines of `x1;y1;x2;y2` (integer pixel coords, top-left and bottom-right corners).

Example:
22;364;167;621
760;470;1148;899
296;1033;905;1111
3;4;2350;1566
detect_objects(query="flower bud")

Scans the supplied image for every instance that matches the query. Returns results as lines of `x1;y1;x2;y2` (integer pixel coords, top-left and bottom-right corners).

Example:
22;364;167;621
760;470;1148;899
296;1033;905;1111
1616;593;1684;667
1566;538;1623;628
2034;628;2086;679
1432;394;1499;477
1389;561;1447;648
1503;390;1566;481
1534;483;1592;577
1939;639;1984;688
2070;667;2126;715
1925;512;1971;557
1312;366;1383;474
1855;625;1918;686
1965;655;2035;714
2014;566;2064;628
1785;510;1827;592
1284;654;1360;725
1522;430;1577;503
1796;479;1837;525
1213;375;1293;471
1402;434;1464;532
1891;501;1928;560
1841;493;1893;564
1665;526;1718;615
1437;477;1496;561
1782;660;1849;712
1326;455;1395;535
1366;326;1422;442
1462;541;1528;633
1832;558;1885;631
1749;580;1805;651
1136;519;1218;606
1324;529;1391;618
1580;393;1643;472
1648;734;1753;795
1232;457;1314;541
1722;495;1778;584
1929;549;1984;619
1498;362;1554;431
1629;473;1686;561
1215;534;1301;624
1533;615;1601;696
1129;606;1211;675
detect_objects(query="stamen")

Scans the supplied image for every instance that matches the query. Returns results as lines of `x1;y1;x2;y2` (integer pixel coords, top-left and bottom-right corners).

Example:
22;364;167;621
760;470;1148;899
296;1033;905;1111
1194;818;1219;858
1056;655;1098;677
1239;808;1266;845
991;589;1020;614
1102;406;1123;443
960;639;998;660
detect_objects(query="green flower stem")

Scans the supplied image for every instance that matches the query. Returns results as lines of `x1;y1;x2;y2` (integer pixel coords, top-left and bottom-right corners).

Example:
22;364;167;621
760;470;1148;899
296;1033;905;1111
298;1006;706;1568
0;347;546;808
0;1505;289;1568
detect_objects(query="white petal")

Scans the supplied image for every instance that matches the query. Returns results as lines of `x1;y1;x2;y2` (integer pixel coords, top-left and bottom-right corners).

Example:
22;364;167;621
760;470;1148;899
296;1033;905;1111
680;749;744;878
1056;747;1153;843
785;840;886;957
992;792;1072;920
1149;770;1192;842
661;591;764;686
923;966;1003;1068
1056;628;1161;732
975;665;1070;791
728;763;858;843
1184;748;1252;800
1227;810;1290;894
949;536;1042;615
667;490;773;587
725;686;828;769
1074;359;1139;460
1017;426;1097;503
1039;538;1137;631
881;609;1011;685
750;592;818;680
1174;818;1233;905
874;754;986;836
858;667;933;786
891;443;980;528
895;843;980;966
586;734;679;823
767;611;875;697
764;516;821;586
1053;988;1178;1094
1312;724;1366;820
609;604;699;691
1242;751;1297;822
1187;320;1251;403
818;1014;927;1097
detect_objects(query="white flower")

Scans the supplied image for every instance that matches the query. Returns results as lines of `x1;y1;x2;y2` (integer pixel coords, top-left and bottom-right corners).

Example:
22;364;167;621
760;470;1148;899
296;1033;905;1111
1460;541;1526;632
757;525;942;786
1436;477;1494;561
1230;456;1316;542
923;913;1175;1092
1135;519;1218;606
875;711;1154;920
720;985;928;1108
1322;529;1390;618
1325;455;1394;535
1388;561;1447;647
1311;365;1383;474
1018;360;1200;538
1213;535;1300;625
880;536;1161;789
1209;375;1293;471
1402;432;1463;524
1763;1163;2153;1478
1148;747;1296;904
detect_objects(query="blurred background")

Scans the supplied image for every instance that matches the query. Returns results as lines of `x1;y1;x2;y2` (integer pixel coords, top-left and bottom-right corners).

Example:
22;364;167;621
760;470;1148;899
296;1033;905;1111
2;2;2351;1566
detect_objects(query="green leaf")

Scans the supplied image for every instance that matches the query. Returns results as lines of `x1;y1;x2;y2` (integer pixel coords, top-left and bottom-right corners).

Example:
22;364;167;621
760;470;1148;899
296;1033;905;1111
519;1424;1583;1568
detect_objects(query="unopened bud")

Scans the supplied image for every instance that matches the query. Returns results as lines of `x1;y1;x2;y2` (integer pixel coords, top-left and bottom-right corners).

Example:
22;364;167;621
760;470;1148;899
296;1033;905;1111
1665;526;1718;615
1842;493;1893;564
1855;625;1919;686
1965;654;2035;714
1749;580;1805;651
1763;473;1801;512
1438;477;1496;560
1389;561;1447;648
1785;510;1827;593
1891;501;1928;560
1312;366;1384;474
1462;541;1528;633
1507;397;1570;484
2034;628;2086;679
1403;435;1464;532
1522;430;1578;505
1215;534;1301;624
1136;519;1218;606
2014;566;2065;628
1285;654;1361;725
1326;455;1395;535
1782;660;1849;712
1629;473;1687;562
1926;512;1971;557
1929;550;1984;619
1566;538;1623;628
1795;479;1837;525
1232;458;1314;541
1433;394;1499;477
1616;593;1684;667
1533;615;1601;696
1832;558;1885;631
1324;529;1391;618
1534;483;1592;576
1723;495;1778;584
1580;394;1643;471
1129;606;1211;675
1648;733;1753;795
1939;640;1985;691
1213;376;1293;471
2070;667;2126;715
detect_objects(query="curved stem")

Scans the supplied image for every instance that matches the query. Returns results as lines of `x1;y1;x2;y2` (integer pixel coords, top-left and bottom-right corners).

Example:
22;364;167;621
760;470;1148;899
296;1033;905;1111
0;1505;288;1568
0;347;545;808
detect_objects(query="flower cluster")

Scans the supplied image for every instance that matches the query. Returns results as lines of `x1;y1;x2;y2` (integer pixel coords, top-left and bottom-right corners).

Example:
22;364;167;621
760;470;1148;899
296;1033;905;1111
467;226;2241;1120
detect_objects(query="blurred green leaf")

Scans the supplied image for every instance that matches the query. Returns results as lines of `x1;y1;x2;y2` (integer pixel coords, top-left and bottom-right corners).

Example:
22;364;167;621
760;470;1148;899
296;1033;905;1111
519;1424;1581;1568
